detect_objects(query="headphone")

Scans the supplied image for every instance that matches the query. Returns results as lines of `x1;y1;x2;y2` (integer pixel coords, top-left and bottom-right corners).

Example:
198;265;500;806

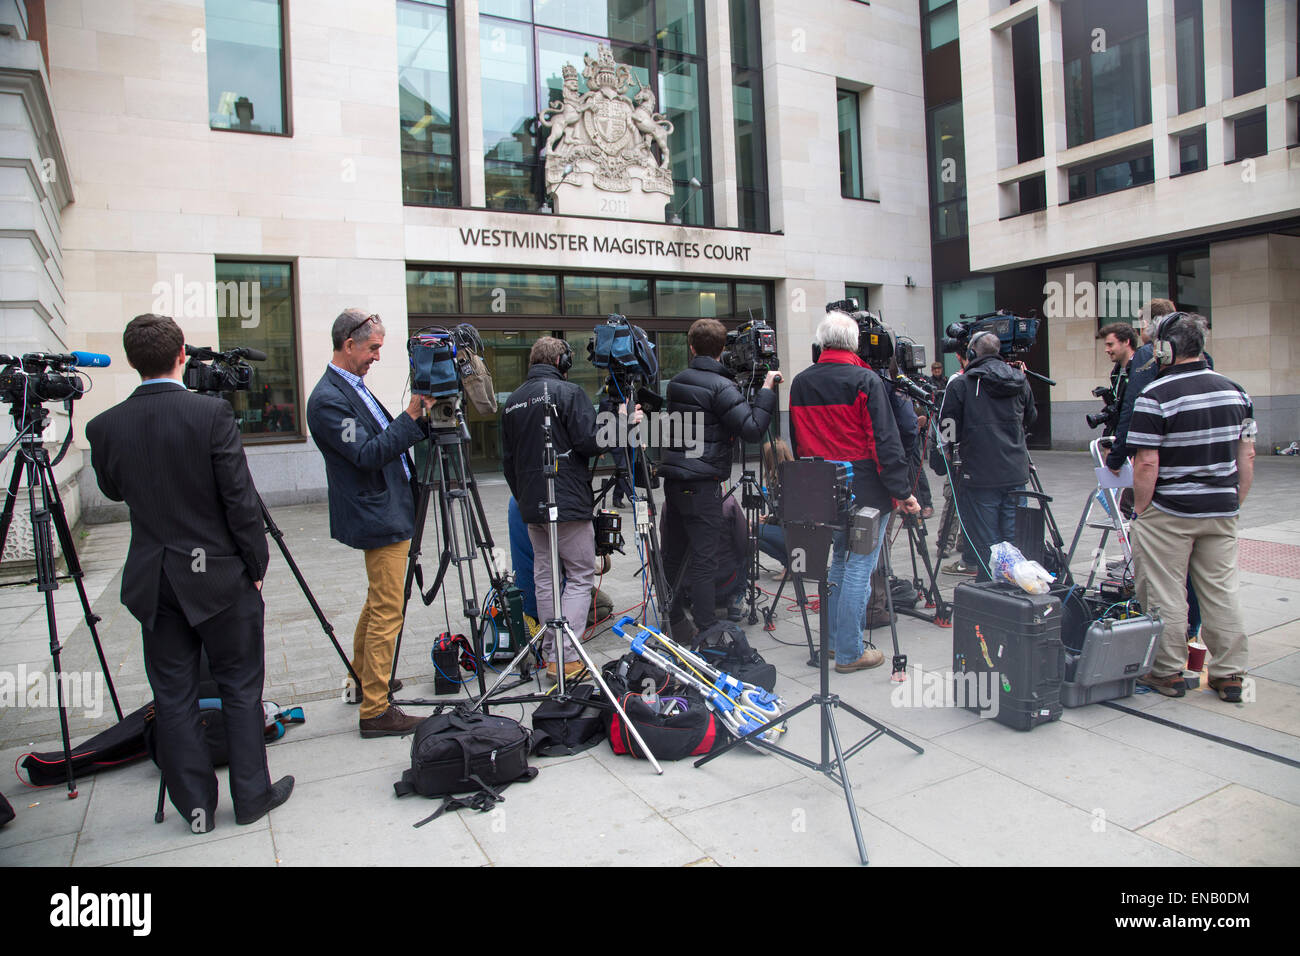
556;338;574;375
1152;311;1189;366
966;330;998;363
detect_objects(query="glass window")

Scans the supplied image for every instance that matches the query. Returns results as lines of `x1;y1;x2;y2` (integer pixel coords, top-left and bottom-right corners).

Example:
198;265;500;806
1174;0;1204;113
937;277;995;373
657;0;699;55
656;279;728;318
1067;147;1154;201
1178;126;1207;174
930;101;967;240
1012;17;1044;163
1097;255;1169;323
481;17;539;211
731;0;768;232
563;275;652;315
1175;247;1211;324
1232;0;1266;96
214;261;299;438
733;283;768;321
462;272;560;314
654;331;689;397
1063;0;1151;148
205;0;287;135
838;89;863;199
407;268;458;314
925;0;958;51
1233;109;1267;160
534;0;650;43
481;0;532;20
844;284;870;311
660;53;710;225
399;0;458;206
1019;174;1047;214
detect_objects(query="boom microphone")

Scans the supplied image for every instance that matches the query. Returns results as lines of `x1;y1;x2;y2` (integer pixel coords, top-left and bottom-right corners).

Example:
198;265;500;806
71;351;112;367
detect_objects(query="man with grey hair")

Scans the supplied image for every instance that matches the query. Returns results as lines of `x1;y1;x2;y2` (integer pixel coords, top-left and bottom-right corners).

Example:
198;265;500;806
307;309;433;736
1128;312;1253;702
938;329;1036;581
788;312;918;672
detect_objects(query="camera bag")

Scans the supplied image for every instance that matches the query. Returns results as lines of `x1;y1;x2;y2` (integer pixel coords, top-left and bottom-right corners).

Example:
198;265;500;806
0;791;13;827
530;683;608;756
393;706;537;826
456;348;497;414
693;622;777;692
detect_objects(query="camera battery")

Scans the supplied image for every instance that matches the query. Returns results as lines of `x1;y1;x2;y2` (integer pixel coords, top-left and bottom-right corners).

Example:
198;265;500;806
848;506;882;555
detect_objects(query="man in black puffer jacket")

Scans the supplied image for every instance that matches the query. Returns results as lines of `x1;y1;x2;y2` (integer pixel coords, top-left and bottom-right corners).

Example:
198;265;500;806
659;318;780;643
502;337;605;682
939;330;1037;581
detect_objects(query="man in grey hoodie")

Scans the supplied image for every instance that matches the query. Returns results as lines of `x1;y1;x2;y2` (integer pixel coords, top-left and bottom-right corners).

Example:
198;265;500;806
938;331;1037;581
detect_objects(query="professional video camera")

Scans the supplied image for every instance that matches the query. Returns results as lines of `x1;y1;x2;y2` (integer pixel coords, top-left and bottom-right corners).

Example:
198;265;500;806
825;298;895;371
1086;386;1118;431
182;344;264;394
0;351;106;406
940;310;1040;360
408;323;495;428
721;318;779;379
588;314;658;381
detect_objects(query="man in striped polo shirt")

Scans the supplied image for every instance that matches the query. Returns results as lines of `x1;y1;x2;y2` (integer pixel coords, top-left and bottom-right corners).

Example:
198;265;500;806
1127;312;1256;702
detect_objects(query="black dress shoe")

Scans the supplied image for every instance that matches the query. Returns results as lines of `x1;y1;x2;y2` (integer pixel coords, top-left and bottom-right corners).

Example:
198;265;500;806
235;776;295;825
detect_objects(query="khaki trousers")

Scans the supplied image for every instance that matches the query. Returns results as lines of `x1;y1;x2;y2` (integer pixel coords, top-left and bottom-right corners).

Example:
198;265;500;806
353;539;409;719
1131;509;1248;680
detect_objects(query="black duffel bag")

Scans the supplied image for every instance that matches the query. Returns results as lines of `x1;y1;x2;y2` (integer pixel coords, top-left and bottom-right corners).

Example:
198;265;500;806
394;706;537;826
601;656;725;761
694;621;777;693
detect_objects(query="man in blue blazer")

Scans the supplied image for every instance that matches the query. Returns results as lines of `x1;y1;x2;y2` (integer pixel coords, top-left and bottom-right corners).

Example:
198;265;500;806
307;309;432;737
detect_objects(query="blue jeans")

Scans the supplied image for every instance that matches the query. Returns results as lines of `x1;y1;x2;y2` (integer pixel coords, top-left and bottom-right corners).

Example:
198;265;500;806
959;484;1023;582
826;526;886;662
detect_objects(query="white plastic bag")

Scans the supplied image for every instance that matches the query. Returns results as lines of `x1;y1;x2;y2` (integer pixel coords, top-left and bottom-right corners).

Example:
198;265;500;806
988;541;1055;594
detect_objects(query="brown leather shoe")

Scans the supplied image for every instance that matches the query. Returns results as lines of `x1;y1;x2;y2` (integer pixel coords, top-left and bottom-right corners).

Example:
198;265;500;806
835;648;885;673
359;705;422;738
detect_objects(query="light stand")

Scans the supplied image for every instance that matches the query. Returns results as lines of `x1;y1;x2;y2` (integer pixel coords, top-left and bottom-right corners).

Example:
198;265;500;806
0;400;124;799
694;459;924;865
468;384;664;773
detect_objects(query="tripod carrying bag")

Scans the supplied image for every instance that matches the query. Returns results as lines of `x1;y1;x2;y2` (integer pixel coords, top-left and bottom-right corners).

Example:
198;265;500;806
394;706;537;826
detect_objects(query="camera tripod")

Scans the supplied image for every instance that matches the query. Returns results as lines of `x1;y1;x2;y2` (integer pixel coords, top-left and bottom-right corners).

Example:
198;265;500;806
468;385;664;771
695;510;923;865
392;403;525;704
188;384;364;694
596;372;672;625
0;401;123;798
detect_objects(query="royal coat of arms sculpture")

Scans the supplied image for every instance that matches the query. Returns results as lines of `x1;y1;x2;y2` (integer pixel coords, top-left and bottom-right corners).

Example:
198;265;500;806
538;44;676;221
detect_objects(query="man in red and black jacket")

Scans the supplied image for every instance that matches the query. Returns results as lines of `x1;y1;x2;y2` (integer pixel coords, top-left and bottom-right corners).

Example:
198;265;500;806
789;312;919;672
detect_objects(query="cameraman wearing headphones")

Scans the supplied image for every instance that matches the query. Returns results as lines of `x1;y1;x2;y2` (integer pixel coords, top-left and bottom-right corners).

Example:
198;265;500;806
501;337;609;683
1129;312;1253;703
939;330;1036;581
660;318;780;646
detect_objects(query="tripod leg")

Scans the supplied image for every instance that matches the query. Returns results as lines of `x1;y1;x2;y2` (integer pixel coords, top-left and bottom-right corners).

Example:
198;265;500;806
0;455;24;559
43;455;124;721
824;702;870;865
259;495;361;689
763;566;790;631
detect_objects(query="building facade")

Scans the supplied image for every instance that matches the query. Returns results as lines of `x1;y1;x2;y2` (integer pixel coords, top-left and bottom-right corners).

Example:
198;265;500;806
1;0;935;524
945;0;1299;448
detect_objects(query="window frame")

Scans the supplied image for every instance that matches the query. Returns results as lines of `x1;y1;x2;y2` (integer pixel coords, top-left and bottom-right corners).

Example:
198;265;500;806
399;0;462;208
205;0;293;138
212;257;305;444
837;87;865;201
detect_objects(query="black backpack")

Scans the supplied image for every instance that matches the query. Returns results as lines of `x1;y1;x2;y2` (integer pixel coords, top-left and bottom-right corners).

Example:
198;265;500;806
694;622;777;693
394;707;537;827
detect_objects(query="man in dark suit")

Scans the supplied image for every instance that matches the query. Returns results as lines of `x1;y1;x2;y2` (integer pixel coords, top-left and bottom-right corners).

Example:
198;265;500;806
86;313;292;833
306;309;433;737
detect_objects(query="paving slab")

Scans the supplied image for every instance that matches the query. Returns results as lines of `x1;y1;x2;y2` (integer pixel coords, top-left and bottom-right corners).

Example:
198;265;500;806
668;777;958;867
1251;650;1300;687
106;827;278;867
870;767;1199;867
1137;784;1300;867
932;717;1227;829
